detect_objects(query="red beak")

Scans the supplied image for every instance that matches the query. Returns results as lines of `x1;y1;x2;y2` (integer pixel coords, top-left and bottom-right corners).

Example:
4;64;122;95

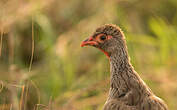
81;36;98;47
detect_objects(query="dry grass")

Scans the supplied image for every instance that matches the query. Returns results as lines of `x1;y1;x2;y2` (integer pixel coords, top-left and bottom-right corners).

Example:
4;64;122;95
0;0;177;110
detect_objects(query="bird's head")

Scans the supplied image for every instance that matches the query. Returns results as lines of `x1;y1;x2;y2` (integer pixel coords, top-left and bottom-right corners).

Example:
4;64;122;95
81;24;126;58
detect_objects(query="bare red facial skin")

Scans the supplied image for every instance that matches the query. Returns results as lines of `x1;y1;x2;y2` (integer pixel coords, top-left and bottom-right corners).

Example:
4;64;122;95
81;35;113;59
95;34;112;43
96;35;112;59
107;35;112;40
81;36;98;47
98;48;110;59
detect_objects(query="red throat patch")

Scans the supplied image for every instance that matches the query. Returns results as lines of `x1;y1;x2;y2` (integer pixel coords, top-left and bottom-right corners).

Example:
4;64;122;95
99;48;110;59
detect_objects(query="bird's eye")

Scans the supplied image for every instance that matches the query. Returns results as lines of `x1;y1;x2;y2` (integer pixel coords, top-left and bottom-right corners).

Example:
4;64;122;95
100;35;107;41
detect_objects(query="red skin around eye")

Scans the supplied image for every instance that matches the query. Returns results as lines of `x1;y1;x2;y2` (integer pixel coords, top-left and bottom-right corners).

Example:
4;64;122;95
95;34;112;43
81;34;113;59
107;35;112;40
95;34;112;58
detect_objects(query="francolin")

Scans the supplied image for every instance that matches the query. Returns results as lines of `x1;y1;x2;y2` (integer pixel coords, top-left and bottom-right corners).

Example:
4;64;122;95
81;24;168;110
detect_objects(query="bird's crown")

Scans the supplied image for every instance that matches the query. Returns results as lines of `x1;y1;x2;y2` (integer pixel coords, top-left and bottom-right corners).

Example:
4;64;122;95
93;24;124;38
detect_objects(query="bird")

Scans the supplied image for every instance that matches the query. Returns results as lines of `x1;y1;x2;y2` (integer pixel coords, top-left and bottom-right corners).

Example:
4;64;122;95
81;24;168;110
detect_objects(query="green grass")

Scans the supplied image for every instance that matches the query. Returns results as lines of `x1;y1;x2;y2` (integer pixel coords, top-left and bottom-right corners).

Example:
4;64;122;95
0;0;177;110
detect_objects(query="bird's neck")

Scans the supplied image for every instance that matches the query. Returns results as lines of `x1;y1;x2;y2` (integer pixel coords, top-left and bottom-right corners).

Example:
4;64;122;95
109;48;132;76
107;49;135;99
108;47;153;100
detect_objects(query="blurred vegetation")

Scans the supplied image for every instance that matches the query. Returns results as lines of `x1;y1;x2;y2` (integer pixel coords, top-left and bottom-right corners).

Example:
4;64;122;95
0;0;177;110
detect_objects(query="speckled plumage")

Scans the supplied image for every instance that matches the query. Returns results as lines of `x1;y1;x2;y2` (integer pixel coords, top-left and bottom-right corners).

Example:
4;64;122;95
82;24;168;110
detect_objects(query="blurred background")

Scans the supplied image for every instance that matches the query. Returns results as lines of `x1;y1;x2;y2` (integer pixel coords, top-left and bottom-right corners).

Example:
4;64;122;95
0;0;177;110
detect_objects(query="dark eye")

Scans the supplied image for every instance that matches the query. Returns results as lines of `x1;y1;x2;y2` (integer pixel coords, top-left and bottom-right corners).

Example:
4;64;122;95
100;35;106;41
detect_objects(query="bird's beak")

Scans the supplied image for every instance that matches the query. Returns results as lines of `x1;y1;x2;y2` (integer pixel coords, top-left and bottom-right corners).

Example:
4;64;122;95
81;36;98;47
